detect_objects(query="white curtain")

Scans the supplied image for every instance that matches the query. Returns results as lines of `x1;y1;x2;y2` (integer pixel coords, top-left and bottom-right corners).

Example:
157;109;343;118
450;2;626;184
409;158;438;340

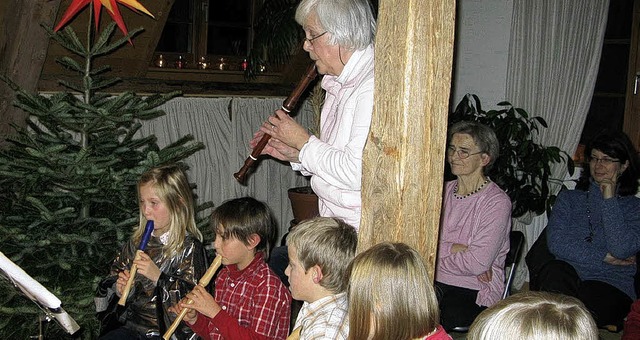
505;0;609;288
138;97;315;243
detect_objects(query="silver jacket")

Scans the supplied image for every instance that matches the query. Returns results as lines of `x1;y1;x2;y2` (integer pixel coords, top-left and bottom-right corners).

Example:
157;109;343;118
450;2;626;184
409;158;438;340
105;233;207;339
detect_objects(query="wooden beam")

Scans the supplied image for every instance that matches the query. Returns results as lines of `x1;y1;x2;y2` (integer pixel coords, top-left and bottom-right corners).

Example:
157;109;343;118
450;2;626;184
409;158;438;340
0;0;61;144
360;0;456;279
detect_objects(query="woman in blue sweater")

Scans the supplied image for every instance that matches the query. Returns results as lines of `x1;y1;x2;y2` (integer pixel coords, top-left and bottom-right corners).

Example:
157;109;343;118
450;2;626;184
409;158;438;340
540;130;640;329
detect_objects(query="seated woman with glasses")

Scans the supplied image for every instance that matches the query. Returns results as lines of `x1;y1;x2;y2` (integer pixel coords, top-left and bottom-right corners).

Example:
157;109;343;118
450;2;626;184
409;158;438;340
435;121;512;331
537;130;640;330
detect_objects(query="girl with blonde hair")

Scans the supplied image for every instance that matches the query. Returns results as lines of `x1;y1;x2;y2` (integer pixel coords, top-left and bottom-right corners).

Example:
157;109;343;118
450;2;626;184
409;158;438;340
467;291;598;340
98;164;207;339
348;242;451;340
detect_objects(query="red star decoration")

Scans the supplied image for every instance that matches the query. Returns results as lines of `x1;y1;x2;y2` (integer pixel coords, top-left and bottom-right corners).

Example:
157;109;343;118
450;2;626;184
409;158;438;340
54;0;154;38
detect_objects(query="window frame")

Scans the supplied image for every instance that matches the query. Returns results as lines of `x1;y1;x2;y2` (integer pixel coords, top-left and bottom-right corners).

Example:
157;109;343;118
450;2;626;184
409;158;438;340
152;0;260;73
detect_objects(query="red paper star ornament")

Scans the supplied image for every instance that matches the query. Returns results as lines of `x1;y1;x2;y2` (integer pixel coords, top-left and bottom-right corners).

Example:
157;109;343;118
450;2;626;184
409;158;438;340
54;0;154;38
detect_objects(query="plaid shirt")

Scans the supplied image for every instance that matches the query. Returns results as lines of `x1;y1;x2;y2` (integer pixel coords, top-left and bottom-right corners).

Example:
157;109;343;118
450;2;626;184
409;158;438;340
190;253;291;340
293;293;349;340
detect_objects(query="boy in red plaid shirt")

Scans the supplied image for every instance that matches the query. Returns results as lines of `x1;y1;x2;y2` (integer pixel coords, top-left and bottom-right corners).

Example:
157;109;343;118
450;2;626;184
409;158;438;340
170;197;291;339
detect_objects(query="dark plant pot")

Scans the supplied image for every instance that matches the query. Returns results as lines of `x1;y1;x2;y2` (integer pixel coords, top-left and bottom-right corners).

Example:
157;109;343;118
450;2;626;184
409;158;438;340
288;186;319;223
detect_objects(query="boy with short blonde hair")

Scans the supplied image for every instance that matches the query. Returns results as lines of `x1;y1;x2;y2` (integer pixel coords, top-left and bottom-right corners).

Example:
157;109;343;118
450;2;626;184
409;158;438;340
285;217;358;339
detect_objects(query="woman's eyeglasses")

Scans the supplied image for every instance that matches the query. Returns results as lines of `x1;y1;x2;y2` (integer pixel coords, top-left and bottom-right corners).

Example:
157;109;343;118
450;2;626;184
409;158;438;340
447;146;483;159
304;31;327;46
588;155;620;165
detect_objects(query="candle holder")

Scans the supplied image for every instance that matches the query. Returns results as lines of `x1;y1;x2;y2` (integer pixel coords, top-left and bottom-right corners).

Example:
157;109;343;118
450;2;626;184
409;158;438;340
217;58;227;71
197;56;209;70
175;55;186;69
154;54;166;68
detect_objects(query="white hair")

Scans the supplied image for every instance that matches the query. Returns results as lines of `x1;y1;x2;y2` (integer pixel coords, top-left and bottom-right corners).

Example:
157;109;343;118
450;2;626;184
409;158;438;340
295;0;376;50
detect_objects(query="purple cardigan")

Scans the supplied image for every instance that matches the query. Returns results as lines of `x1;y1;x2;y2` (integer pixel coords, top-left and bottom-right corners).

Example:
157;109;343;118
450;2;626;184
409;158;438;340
435;180;512;307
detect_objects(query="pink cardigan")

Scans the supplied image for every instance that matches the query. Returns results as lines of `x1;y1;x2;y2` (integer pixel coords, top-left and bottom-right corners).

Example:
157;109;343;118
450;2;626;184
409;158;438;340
435;180;511;307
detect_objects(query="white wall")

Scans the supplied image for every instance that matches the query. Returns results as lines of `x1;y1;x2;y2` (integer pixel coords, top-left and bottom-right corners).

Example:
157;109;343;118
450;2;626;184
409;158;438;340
450;0;513;111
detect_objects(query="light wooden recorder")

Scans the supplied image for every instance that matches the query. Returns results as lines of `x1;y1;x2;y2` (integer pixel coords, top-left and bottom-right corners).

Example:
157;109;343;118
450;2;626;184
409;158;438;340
286;326;302;340
162;254;223;340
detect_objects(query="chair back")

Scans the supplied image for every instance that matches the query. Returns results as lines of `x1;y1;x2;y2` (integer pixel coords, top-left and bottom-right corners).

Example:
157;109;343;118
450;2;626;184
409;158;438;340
451;230;527;333
503;230;525;299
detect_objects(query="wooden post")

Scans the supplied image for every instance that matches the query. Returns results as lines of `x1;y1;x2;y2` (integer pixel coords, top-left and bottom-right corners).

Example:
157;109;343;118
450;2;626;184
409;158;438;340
360;0;456;279
0;0;61;145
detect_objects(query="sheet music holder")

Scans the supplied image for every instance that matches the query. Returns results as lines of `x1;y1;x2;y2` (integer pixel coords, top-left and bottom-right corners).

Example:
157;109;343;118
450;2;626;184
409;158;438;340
0;251;80;336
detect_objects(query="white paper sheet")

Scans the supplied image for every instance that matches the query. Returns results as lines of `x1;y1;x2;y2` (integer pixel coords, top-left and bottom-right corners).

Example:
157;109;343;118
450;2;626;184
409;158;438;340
0;251;61;309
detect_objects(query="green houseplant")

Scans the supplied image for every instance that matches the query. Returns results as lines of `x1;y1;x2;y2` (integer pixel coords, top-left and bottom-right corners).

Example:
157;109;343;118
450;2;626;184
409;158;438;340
448;94;575;218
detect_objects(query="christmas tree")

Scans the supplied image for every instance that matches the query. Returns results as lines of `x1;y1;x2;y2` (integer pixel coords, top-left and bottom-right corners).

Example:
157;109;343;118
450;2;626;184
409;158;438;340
0;2;210;338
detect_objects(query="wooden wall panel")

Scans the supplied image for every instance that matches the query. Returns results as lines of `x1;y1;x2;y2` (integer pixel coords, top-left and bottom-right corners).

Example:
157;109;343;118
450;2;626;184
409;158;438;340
624;0;640;150
0;0;61;144
37;0;310;96
39;0;173;87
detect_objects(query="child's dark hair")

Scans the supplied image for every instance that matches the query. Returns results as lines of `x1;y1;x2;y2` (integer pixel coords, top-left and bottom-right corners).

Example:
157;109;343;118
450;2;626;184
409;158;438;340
210;196;277;258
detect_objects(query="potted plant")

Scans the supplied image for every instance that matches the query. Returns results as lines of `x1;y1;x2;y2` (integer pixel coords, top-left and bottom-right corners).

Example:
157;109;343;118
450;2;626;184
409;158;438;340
288;185;319;222
448;93;575;218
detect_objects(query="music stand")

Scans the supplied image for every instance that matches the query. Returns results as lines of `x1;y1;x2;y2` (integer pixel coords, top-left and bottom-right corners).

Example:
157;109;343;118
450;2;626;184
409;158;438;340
0;251;80;339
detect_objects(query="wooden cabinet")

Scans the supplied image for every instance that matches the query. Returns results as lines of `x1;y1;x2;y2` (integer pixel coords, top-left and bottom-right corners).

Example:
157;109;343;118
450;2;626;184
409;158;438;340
625;0;640;150
582;0;636;148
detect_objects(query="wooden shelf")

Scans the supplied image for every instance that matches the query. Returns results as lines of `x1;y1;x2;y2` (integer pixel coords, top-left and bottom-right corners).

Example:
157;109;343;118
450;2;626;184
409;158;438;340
145;67;283;84
38;73;294;97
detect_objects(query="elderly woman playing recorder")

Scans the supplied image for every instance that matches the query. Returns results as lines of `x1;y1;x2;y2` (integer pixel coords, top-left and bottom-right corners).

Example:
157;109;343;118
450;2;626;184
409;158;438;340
249;0;376;230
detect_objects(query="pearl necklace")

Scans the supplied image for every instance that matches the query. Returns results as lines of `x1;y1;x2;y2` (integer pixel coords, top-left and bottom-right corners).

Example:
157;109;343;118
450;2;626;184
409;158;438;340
453;179;490;199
